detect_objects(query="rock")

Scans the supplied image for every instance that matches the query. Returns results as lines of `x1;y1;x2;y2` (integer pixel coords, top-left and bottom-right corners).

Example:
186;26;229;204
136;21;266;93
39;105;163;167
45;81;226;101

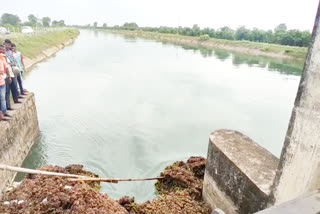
212;208;226;214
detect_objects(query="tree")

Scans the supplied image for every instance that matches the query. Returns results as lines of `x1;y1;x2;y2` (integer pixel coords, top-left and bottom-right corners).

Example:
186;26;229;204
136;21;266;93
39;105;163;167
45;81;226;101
235;26;250;40
191;24;201;36
58;20;65;27
201;28;215;38
103;23;107;28
0;13;21;26
52;20;58;27
28;14;38;26
122;22;138;30
216;26;235;40
275;23;287;32
249;28;266;42
93;22;98;28
52;20;65;27
42;17;51;27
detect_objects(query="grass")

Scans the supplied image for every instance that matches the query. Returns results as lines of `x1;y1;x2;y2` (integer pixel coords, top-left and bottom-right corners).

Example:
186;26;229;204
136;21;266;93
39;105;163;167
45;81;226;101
109;29;308;61
0;29;80;59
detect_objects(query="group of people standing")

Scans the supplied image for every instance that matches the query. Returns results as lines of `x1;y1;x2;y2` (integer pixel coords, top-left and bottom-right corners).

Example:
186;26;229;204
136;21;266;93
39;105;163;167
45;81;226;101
0;39;27;121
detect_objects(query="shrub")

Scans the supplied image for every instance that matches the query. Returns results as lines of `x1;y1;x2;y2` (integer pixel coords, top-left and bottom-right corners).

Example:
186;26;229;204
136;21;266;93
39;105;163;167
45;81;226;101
199;34;210;41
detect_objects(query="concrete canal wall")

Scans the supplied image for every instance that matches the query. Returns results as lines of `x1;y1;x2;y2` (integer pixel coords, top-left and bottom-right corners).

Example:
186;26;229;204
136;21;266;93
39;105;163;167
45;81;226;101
24;38;75;70
0;93;39;194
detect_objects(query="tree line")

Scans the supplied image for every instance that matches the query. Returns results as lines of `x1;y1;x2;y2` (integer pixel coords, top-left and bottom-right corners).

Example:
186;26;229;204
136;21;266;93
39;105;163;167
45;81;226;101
0;13;66;29
114;23;311;47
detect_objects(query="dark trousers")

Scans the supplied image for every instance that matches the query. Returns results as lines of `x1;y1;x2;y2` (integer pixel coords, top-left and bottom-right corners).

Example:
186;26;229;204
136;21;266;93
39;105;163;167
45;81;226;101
10;76;19;103
5;77;11;109
16;72;24;95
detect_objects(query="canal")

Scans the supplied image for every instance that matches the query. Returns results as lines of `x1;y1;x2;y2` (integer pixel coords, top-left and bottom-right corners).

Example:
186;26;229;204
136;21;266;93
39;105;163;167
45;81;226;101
22;30;301;201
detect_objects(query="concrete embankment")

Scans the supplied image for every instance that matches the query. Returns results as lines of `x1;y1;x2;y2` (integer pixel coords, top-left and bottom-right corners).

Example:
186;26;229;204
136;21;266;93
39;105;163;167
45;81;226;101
24;37;76;69
109;30;307;61
0;93;39;194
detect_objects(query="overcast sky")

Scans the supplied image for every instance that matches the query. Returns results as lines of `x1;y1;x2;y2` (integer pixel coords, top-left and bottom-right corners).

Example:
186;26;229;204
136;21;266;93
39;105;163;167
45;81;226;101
1;0;319;31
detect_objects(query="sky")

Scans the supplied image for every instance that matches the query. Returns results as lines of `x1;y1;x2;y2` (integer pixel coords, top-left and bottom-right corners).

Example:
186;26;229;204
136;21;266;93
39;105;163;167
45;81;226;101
1;0;319;31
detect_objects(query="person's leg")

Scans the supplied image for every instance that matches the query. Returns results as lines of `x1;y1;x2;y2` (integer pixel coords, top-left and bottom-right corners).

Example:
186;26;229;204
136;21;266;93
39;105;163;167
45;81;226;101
5;78;11;110
0;85;7;120
17;72;24;95
10;76;20;103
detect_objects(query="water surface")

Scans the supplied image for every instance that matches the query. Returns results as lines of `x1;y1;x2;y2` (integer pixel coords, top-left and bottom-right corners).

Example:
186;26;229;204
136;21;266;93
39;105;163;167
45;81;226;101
22;30;301;201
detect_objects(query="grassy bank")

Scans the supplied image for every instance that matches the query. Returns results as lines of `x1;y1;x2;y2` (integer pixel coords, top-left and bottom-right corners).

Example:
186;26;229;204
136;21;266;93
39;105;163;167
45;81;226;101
0;29;79;59
109;29;308;61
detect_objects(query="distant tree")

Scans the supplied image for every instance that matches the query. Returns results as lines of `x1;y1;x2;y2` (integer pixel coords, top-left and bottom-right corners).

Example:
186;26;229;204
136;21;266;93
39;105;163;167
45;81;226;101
264;30;274;43
52;20;58;27
52;20;65;27
28;14;38;26
191;24;201;36
122;22;138;30
58;20;65;27
275;23;287;32
201;28;215;38
300;30;312;47
249;28;267;42
235;26;250;40
273;24;288;44
216;26;235;40
42;17;51;27
116;22;310;47
180;27;192;36
103;23;107;28
0;13;21;26
93;22;98;28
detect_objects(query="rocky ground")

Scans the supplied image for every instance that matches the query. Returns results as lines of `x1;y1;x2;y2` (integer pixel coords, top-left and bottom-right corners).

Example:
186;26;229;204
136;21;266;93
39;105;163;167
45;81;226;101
0;157;210;214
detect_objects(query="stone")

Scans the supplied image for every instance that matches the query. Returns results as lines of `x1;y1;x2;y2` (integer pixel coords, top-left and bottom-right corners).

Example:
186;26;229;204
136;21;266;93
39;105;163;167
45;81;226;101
212;208;226;214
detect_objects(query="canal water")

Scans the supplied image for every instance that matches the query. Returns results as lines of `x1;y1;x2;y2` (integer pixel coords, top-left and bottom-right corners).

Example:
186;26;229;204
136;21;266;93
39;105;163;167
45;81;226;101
22;30;302;201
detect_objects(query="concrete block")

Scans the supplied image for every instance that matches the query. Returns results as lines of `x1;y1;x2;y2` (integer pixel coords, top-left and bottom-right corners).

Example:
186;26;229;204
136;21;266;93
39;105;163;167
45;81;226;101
203;129;279;214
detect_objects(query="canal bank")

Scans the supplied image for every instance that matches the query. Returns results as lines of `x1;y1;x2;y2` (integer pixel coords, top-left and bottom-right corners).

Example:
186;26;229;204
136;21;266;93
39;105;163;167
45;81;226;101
0;29;80;195
108;29;307;61
24;37;77;70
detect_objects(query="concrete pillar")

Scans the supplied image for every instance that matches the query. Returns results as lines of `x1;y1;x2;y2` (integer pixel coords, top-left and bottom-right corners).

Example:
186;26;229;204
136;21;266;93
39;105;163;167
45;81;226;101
270;0;320;204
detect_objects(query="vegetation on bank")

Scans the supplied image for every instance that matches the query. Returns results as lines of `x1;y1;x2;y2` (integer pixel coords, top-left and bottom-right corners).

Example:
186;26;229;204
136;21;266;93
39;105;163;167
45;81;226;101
0;29;79;58
109;23;311;48
109;29;308;61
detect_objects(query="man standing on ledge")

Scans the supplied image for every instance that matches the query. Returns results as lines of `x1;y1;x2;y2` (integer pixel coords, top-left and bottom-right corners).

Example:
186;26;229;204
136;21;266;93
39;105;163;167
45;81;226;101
11;43;27;95
4;39;21;105
0;46;7;121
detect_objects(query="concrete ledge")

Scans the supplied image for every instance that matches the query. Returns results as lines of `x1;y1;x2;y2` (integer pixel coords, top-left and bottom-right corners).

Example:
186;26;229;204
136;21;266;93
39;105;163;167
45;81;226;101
256;190;320;214
0;93;39;194
203;130;279;214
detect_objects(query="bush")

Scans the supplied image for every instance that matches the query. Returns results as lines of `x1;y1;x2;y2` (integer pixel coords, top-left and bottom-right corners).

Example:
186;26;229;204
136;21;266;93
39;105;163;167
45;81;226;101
199;34;210;41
